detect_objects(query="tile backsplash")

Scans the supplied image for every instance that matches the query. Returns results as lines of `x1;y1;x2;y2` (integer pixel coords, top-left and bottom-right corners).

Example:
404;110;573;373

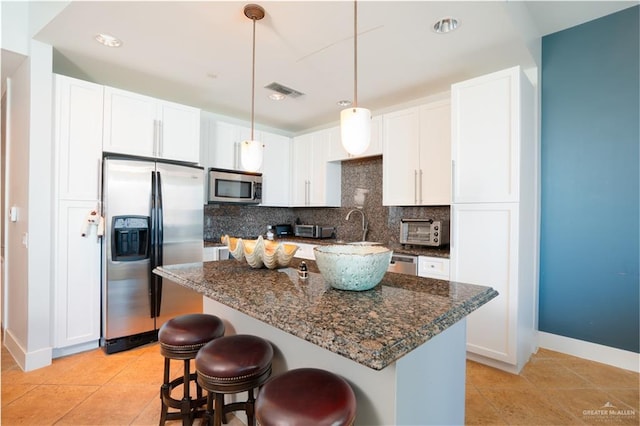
204;156;450;244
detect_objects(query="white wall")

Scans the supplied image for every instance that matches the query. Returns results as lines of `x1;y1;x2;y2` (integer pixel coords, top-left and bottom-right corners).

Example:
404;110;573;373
4;40;54;371
1;1;29;55
4;57;31;363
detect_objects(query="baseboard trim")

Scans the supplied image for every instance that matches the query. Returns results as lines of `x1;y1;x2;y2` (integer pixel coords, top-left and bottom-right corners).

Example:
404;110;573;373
52;340;100;359
538;331;639;373
3;329;53;371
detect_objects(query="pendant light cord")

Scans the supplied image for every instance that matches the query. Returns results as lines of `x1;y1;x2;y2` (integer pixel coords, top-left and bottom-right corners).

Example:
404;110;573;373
251;16;256;140
353;0;358;110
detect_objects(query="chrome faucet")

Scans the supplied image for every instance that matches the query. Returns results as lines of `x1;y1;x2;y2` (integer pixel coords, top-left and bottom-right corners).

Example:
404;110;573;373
345;209;368;242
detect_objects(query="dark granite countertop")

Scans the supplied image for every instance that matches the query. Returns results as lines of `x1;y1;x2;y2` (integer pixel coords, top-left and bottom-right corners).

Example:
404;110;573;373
154;258;496;370
204;237;450;258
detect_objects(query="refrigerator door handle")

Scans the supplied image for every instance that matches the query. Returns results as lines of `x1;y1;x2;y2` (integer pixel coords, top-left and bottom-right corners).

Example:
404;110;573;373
149;170;158;319
155;171;164;317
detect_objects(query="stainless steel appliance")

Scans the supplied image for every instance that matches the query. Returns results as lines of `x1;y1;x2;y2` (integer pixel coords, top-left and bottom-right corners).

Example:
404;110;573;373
400;219;450;247
273;224;293;237
102;156;204;354
208;168;262;204
294;225;336;239
387;254;418;275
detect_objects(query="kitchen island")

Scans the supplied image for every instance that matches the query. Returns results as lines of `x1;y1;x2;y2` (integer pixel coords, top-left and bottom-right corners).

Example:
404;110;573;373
154;259;497;425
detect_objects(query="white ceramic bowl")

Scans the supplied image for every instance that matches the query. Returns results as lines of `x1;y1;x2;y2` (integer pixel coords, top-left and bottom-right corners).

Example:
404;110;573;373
221;235;299;269
313;245;393;291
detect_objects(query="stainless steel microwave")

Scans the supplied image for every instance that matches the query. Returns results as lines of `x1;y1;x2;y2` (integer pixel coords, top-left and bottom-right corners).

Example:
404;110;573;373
208;168;262;204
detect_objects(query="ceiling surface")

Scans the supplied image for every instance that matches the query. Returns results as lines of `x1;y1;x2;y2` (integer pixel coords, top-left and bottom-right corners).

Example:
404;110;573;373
31;1;638;133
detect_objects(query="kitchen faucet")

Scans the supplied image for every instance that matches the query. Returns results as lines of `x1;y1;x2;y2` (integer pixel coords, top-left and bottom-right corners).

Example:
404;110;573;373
345;209;368;242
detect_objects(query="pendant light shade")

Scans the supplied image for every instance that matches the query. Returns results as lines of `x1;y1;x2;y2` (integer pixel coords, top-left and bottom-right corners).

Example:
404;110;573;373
341;107;371;156
340;0;371;156
241;139;263;171
241;4;265;172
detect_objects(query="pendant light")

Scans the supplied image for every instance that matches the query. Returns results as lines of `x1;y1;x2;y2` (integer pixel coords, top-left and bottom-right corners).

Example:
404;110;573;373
340;0;371;156
241;4;265;172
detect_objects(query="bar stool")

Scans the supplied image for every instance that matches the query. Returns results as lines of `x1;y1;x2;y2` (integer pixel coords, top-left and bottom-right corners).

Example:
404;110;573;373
159;313;225;426
196;334;274;426
255;368;357;426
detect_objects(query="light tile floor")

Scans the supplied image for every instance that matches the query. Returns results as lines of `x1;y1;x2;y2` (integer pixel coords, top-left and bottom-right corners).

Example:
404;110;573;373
2;343;638;425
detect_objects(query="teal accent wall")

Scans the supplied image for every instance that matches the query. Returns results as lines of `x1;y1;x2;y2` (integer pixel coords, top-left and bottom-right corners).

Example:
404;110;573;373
540;6;639;353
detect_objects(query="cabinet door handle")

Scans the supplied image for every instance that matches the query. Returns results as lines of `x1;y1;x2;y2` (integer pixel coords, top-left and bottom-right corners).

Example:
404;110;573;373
419;169;423;204
158;121;163;157
152;120;158;156
97;158;103;204
234;142;240;170
451;160;456;202
414;170;418;204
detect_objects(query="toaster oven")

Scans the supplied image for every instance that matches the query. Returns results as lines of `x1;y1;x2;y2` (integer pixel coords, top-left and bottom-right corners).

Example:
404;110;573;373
294;225;336;239
400;219;450;247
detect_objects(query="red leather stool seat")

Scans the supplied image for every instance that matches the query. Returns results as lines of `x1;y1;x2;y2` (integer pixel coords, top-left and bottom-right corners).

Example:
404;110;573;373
196;334;274;426
255;368;356;426
158;314;225;426
159;313;226;359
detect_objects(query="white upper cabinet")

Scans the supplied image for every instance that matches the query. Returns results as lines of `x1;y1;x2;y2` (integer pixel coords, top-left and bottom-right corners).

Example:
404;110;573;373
156;101;200;163
200;113;292;206
260;131;291;207
383;107;420;205
451;67;522;203
382;99;451;206
205;119;254;171
291;128;341;207
103;86;200;163
54;75;104;201
327;115;383;161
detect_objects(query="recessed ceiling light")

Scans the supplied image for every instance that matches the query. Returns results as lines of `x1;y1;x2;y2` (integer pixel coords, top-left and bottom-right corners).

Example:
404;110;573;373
433;17;459;34
95;33;122;47
337;100;352;107
269;92;286;101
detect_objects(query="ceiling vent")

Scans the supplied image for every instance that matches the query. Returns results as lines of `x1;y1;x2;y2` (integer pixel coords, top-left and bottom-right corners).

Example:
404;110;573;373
264;82;305;98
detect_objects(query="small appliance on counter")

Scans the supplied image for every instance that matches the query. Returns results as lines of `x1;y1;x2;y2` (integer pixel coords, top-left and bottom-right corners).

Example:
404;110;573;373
273;224;293;237
294;224;336;239
400;219;450;247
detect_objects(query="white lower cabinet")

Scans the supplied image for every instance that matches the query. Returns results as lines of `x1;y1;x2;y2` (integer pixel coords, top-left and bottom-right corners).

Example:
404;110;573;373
418;256;450;280
450;203;535;373
292;243;317;260
53;200;101;354
203;246;230;261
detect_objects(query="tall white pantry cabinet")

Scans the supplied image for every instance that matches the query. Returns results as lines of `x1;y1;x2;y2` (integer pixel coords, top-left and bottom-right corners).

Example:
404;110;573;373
52;75;103;355
450;66;537;373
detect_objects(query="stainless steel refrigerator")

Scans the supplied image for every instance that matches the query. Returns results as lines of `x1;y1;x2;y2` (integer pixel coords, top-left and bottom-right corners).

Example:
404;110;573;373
102;156;204;353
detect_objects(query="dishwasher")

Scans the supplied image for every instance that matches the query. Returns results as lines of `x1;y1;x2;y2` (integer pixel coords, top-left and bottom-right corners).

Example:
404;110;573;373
387;254;418;276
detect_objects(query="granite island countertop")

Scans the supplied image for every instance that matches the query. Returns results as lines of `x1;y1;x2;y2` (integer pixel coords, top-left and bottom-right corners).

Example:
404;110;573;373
154;258;497;370
204;237;451;258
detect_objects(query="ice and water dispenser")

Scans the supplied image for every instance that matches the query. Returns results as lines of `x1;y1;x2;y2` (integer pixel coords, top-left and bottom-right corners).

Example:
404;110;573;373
111;216;150;261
